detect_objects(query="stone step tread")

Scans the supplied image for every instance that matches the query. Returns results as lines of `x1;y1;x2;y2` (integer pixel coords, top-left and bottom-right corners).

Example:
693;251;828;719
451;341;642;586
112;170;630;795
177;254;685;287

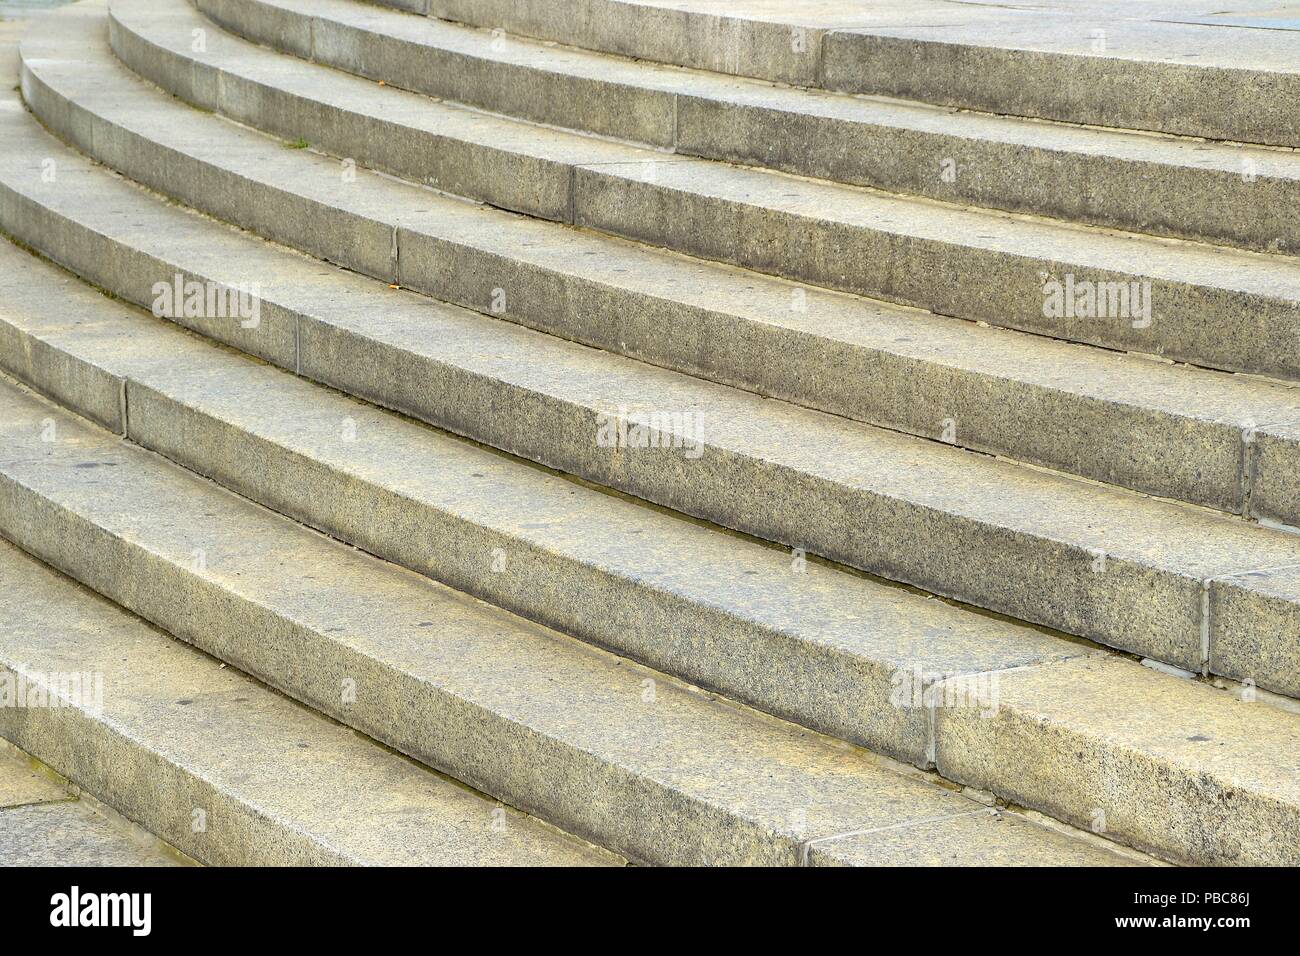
0;237;1297;865
422;0;1300;75
92;0;1300;382
0;747;191;867
0;540;614;867
833;6;1300;73
819;11;1300;147
24;2;1300;521
10;49;1300;698
0;371;1140;866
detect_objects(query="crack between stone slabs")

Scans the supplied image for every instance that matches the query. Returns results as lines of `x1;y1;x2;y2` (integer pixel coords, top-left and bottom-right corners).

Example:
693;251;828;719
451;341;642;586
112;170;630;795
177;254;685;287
1238;417;1296;519
388;222;399;284
117;374;128;437
0;794;78;813
797;807;995;865
670;92;678;153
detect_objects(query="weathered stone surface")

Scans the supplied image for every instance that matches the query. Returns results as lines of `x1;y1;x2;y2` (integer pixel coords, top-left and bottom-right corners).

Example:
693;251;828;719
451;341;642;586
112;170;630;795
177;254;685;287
0;375;1130;866
933;654;1300;865
1249;422;1300;529
0;234;1076;770
0;535;610;867
1210;565;1300;699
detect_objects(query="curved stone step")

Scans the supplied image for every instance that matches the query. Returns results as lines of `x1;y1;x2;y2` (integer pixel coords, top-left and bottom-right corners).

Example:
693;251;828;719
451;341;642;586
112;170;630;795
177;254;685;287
197;0;1300;257
4;268;1299;867
0;369;1139;866
8;28;1300;700
103;0;1300;381
19;5;1300;521
403;0;1300;148
0;536;611;867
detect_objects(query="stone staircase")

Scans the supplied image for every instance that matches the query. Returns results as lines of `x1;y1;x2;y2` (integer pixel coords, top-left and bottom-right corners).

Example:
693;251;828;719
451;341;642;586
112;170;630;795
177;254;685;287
1;0;1298;865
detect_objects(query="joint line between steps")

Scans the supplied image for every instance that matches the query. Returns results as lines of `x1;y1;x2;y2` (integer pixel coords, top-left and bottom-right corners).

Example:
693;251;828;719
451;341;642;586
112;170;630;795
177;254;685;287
671;93;678;153
1238;417;1299;520
797;808;995;865
921;655;1093;767
117;375;128;438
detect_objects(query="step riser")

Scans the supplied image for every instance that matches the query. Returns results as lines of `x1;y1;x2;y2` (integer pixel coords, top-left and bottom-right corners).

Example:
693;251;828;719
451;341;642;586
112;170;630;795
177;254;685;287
821;33;1300;150
206;0;1300;256
411;233;1257;518
413;0;1300;149
425;0;826;88
571;167;1300;382
675;101;1300;258
207;0;683;150
13;54;1300;700
929;655;1300;866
